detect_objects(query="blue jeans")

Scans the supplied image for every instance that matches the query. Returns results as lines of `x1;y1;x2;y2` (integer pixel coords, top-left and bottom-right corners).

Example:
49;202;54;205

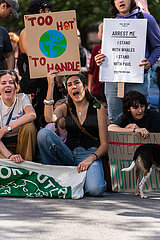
105;72;150;123
37;128;107;196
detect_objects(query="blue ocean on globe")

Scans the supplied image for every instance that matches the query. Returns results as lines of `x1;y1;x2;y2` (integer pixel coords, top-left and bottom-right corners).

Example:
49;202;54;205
39;30;67;58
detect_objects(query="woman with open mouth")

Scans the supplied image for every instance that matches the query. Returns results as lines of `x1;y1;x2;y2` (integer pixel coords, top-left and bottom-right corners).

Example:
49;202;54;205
0;70;37;163
95;0;160;124
37;71;108;196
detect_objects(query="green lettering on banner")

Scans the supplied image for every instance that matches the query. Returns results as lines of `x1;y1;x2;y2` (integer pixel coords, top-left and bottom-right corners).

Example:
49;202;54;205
120;159;127;189
0;165;72;198
154;168;159;190
110;158;116;190
116;159;124;190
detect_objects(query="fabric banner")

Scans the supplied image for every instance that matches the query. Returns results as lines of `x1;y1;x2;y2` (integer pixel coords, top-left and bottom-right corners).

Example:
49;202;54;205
108;131;160;192
0;159;86;199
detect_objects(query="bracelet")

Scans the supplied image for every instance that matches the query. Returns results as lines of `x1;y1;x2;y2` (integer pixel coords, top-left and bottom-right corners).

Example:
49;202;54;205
43;99;55;105
133;127;136;132
8;154;13;159
92;153;99;160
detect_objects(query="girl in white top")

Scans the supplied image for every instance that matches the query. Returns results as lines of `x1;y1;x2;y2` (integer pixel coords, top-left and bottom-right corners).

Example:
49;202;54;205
0;70;36;163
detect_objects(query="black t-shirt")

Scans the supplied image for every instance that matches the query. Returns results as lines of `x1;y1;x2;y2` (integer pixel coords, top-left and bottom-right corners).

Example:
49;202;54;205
65;101;99;150
114;109;160;132
0;27;13;69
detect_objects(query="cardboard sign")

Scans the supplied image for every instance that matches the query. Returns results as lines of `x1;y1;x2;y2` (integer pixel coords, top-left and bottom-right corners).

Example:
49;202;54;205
24;10;81;78
108;131;160;192
99;19;147;83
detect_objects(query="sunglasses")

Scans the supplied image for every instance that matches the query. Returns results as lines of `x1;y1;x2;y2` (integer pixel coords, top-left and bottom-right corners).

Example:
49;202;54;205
0;70;19;83
0;70;16;73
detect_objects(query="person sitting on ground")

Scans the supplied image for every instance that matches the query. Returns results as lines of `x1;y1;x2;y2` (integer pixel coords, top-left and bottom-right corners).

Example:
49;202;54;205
108;90;160;139
37;71;108;197
0;70;37;163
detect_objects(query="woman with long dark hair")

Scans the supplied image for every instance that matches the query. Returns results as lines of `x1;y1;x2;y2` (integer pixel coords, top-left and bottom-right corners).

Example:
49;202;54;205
37;71;108;196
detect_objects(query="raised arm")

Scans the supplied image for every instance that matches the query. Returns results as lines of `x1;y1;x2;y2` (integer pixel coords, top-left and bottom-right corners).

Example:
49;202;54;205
44;71;66;123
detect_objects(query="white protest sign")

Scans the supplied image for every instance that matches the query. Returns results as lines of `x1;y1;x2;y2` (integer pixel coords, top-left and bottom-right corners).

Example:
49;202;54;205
24;10;81;78
99;19;147;83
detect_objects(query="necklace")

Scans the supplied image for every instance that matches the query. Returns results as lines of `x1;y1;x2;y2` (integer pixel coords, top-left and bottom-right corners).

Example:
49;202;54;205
77;111;81;117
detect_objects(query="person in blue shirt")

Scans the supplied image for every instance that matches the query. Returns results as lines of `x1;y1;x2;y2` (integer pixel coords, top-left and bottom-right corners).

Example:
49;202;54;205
95;0;160;124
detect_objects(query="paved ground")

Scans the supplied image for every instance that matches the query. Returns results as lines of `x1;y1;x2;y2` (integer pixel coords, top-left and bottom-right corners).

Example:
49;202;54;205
0;191;160;240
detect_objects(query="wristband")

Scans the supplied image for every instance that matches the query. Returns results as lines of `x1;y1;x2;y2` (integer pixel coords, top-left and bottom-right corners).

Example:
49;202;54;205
44;99;55;105
8;154;13;159
92;153;99;160
133;127;136;132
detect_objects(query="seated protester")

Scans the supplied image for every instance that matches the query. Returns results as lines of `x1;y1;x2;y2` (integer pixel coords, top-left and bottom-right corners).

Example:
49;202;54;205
108;90;160;139
37;72;108;197
0;70;37;163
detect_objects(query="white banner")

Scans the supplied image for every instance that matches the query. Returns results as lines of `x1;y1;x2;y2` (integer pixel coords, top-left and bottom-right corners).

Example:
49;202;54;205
0;159;86;199
100;19;147;83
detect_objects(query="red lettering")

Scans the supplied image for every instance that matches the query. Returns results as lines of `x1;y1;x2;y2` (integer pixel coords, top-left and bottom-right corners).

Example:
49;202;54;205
60;62;68;71
67;62;73;71
63;21;70;30
47;63;54;72
45;16;53;26
56;21;63;30
28;17;36;26
40;57;46;66
75;61;80;71
31;57;39;67
55;63;62;71
69;21;74;29
37;16;44;26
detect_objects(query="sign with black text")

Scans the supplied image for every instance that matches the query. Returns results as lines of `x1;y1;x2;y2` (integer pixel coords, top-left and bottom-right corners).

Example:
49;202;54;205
100;19;147;83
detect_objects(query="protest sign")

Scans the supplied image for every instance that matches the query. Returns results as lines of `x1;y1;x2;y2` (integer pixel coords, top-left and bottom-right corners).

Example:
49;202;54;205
136;0;149;12
0;160;86;199
108;131;160;192
99;19;147;83
24;10;81;78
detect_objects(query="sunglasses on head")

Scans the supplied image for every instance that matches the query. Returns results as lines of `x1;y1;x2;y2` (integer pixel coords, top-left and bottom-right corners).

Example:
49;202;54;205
0;70;16;74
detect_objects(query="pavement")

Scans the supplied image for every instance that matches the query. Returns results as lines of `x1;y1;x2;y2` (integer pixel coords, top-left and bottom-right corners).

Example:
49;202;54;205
0;191;160;240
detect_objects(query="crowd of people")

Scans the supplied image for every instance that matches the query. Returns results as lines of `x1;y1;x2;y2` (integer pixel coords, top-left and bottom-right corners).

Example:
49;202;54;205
0;0;160;197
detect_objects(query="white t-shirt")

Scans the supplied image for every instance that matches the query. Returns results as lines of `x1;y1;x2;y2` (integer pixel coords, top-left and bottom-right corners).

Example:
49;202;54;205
0;93;32;137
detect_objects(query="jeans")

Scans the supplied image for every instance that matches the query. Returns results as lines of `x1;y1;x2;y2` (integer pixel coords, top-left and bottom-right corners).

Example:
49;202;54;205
105;72;150;123
37;128;107;196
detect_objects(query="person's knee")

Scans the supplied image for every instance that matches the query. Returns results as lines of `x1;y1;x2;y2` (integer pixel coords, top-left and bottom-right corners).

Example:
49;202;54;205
37;128;50;144
37;128;57;147
20;122;36;135
86;182;106;197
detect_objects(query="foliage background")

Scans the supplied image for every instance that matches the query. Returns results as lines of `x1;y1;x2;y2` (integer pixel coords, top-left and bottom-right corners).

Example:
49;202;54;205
0;0;160;49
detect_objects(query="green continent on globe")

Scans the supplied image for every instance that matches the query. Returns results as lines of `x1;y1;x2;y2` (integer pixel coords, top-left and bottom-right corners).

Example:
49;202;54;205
39;30;67;58
40;32;52;57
